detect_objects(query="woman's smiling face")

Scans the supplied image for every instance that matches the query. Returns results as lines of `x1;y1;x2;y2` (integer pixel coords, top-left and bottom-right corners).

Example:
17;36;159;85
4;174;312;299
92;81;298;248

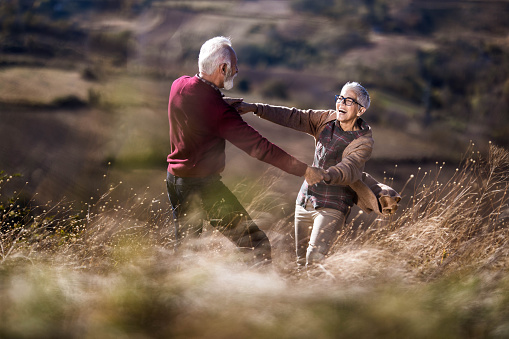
336;88;364;129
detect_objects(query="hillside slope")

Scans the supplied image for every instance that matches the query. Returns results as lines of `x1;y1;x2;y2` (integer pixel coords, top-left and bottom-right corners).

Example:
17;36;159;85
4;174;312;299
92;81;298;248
0;0;505;205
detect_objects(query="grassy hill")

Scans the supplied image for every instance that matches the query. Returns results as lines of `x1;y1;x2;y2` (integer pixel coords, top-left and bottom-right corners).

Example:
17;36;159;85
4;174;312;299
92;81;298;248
3;0;508;204
1;2;509;337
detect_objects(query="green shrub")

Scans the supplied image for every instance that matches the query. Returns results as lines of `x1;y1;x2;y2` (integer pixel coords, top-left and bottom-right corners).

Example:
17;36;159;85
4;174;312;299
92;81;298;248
51;95;87;108
87;30;135;65
260;80;290;100
236;77;251;93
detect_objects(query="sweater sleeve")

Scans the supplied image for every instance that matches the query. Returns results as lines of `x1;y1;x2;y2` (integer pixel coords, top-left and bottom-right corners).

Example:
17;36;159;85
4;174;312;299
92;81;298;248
255;104;334;138
218;105;308;177
326;136;374;185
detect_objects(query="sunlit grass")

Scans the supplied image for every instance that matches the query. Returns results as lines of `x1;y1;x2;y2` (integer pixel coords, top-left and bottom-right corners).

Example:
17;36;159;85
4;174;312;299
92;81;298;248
1;143;509;338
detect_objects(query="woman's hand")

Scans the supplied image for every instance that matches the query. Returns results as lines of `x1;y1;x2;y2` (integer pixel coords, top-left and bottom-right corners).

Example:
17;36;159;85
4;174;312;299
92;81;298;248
231;101;258;115
304;166;328;185
223;97;243;106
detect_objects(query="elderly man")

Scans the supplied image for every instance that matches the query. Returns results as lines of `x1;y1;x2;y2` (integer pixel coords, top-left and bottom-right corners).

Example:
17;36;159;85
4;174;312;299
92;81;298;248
233;82;401;266
166;36;325;265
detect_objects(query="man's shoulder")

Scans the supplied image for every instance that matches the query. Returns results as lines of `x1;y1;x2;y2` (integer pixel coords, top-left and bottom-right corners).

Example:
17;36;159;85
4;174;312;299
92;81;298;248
172;75;196;86
171;75;221;100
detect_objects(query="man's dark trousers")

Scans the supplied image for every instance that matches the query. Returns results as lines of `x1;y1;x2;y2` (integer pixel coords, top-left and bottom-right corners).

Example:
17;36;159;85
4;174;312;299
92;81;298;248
166;172;272;264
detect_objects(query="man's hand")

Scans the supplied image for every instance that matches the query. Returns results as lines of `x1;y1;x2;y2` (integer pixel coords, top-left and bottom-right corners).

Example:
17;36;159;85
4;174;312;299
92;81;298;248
304;166;327;185
231;101;257;115
323;169;331;183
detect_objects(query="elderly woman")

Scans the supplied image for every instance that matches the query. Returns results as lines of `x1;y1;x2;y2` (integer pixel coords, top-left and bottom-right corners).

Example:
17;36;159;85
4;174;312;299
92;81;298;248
233;82;400;266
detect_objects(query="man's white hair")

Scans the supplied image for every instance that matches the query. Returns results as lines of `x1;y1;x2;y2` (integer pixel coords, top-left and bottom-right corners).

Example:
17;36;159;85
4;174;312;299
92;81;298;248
342;82;370;109
198;36;233;75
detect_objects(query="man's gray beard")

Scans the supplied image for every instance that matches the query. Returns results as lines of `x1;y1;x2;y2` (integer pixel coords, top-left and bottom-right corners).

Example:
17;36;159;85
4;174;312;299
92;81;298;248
223;73;236;90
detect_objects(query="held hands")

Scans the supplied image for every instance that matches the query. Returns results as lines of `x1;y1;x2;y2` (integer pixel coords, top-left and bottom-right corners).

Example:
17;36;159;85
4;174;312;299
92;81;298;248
304;166;331;185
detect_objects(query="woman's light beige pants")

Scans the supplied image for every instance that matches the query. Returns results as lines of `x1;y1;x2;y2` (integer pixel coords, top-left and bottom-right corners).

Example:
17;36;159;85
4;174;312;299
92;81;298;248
295;200;347;265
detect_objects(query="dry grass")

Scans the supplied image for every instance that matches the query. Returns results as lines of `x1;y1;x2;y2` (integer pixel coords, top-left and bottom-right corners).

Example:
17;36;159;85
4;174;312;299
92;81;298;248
326;142;509;279
1;143;508;338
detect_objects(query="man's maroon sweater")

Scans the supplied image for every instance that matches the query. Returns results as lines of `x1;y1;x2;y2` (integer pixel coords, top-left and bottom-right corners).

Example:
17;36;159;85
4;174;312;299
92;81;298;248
167;75;307;178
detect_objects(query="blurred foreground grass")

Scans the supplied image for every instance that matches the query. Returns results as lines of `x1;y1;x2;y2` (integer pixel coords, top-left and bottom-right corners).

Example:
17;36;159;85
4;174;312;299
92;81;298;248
1;143;509;339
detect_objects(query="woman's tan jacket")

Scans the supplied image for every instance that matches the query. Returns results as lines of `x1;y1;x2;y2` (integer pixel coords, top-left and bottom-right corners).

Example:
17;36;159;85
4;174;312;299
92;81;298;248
255;104;401;216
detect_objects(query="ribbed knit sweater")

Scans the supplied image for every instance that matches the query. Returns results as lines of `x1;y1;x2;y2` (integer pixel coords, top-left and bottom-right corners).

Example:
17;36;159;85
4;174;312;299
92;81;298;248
167;75;308;177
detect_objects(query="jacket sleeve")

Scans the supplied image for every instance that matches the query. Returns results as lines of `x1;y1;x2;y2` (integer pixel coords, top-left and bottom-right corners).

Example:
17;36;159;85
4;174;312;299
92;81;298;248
349;172;402;216
326;136;374;185
361;172;402;215
255;104;334;138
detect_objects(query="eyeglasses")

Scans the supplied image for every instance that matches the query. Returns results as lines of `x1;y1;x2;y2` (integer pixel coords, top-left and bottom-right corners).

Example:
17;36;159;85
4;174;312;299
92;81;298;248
335;95;364;107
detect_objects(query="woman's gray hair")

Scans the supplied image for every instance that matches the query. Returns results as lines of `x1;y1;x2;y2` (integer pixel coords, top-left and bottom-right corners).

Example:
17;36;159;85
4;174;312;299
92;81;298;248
198;36;233;75
342;82;370;109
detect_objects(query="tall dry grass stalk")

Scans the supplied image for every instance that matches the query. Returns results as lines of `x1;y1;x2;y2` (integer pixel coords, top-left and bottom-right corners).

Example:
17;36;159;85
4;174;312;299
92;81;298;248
338;142;509;280
1;143;509;338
